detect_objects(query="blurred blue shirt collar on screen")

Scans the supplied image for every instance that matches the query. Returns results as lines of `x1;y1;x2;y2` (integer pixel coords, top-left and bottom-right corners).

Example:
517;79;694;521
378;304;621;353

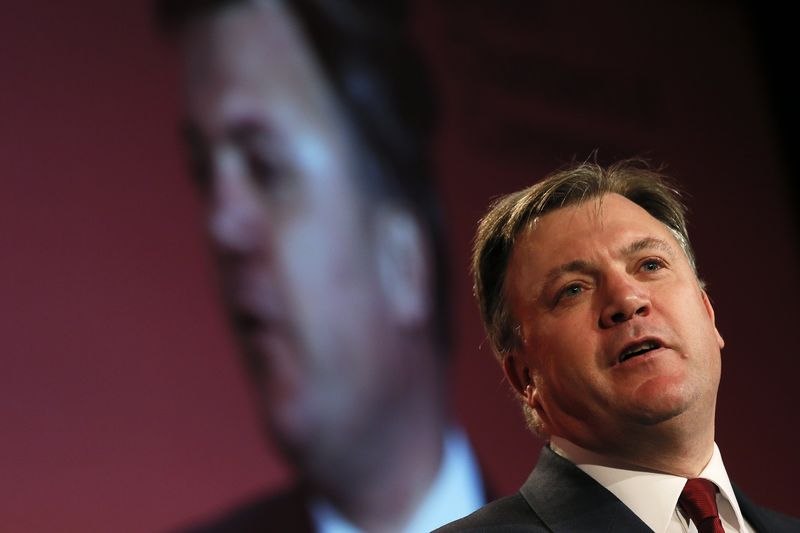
310;427;485;533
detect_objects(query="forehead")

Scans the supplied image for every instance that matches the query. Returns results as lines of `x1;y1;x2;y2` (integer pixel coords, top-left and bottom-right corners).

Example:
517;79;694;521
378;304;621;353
180;0;334;135
507;194;683;283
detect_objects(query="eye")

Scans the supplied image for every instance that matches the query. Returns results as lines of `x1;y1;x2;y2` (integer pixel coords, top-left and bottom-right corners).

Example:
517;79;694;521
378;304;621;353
564;284;583;296
555;283;585;304
640;258;665;272
245;149;278;189
230;124;284;192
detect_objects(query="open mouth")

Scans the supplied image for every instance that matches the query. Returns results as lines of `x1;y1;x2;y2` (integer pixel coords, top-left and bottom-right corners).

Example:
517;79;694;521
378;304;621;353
619;340;661;363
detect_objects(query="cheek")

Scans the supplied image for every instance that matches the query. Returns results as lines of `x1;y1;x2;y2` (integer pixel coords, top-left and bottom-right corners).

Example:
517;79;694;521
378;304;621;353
536;311;613;391
533;307;597;356
279;214;384;337
279;200;368;284
660;288;714;340
653;289;722;384
531;319;597;386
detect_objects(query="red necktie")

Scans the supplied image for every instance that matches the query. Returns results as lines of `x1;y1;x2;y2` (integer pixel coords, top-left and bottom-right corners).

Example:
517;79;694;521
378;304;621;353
679;478;725;532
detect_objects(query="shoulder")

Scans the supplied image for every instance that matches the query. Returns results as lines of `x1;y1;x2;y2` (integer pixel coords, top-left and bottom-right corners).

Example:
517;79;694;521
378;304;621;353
754;507;800;531
433;492;548;532
734;485;800;533
176;486;313;533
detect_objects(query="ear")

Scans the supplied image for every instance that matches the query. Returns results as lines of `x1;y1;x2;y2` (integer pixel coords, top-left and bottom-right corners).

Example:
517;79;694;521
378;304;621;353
374;205;431;325
701;289;725;350
503;353;531;398
504;353;554;432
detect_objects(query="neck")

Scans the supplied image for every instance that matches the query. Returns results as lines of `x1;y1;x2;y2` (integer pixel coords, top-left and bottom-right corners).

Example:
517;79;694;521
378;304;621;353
559;401;717;477
623;423;714;477
586;426;714;477
306;348;447;532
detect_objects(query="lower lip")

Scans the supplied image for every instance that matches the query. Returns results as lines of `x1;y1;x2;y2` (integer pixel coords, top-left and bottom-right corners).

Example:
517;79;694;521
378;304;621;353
617;347;666;367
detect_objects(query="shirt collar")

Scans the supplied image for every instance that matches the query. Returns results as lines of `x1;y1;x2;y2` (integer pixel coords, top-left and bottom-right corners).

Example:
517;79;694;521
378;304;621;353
697;442;748;531
310;427;485;533
550;437;746;533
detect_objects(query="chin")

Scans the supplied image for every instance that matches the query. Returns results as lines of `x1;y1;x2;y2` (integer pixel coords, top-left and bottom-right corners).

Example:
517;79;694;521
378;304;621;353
631;388;706;428
267;407;317;463
629;402;689;426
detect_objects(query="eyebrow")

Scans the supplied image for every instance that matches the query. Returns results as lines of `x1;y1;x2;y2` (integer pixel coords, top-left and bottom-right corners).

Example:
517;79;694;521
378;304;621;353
541;259;594;293
620;237;676;259
539;237;676;293
179;115;275;147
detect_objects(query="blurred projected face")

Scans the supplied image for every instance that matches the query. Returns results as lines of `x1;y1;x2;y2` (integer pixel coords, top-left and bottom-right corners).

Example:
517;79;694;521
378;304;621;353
180;0;398;463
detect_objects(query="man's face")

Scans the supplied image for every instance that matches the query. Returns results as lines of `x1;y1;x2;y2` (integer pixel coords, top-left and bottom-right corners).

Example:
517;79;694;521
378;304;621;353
180;1;403;463
504;193;724;452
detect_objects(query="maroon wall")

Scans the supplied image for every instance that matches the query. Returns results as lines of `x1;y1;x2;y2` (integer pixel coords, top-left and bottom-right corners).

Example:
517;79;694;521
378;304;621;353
419;1;799;518
2;1;797;531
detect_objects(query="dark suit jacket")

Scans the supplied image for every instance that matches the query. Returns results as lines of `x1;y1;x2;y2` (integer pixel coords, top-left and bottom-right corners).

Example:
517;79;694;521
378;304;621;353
436;446;800;532
178;472;495;533
178;484;315;533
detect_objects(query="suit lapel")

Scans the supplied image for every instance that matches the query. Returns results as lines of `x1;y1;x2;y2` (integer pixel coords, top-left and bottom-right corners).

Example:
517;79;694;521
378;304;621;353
520;447;653;533
731;482;799;533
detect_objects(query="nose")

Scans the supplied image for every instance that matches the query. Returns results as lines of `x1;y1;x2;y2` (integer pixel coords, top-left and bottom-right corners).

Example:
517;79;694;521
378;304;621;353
599;273;651;328
207;150;266;256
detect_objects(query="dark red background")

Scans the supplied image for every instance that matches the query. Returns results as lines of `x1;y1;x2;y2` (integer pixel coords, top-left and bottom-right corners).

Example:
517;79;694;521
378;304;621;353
2;1;797;531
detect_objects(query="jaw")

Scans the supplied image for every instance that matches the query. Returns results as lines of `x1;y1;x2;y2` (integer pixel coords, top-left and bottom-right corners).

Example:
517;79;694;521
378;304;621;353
544;365;718;470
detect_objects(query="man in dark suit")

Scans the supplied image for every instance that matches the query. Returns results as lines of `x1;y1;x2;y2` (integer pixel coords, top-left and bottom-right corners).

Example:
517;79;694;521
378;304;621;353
156;0;486;531
439;161;800;532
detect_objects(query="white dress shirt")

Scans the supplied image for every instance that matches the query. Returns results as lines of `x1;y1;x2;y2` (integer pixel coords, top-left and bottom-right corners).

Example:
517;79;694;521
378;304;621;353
551;437;753;533
310;428;485;533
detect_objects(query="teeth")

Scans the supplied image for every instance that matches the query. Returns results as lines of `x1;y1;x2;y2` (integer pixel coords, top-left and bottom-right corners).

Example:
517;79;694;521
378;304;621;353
623;342;656;356
619;341;660;362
